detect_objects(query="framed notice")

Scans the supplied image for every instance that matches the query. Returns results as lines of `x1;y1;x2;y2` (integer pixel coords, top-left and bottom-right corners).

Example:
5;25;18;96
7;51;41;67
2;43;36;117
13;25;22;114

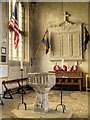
1;55;6;62
1;47;6;54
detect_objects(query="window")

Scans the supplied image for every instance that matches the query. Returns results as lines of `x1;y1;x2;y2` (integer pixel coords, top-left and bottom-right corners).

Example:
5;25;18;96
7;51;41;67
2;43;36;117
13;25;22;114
9;0;29;62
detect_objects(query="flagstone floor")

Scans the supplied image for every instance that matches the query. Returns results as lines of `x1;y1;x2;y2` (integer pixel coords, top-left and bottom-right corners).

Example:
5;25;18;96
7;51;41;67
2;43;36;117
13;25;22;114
1;89;89;119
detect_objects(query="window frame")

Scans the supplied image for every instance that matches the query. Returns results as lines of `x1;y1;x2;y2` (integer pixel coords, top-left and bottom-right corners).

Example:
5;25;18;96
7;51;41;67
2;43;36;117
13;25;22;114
9;1;28;62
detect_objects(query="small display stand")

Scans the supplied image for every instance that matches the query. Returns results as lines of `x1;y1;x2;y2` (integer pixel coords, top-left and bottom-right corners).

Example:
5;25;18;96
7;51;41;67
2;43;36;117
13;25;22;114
17;69;27;110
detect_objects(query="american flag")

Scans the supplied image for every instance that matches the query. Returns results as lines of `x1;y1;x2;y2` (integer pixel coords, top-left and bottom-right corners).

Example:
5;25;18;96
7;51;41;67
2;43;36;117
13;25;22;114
9;4;20;49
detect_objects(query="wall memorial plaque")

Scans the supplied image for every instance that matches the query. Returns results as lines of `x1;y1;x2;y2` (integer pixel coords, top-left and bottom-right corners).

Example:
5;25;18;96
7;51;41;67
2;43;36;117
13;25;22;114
49;12;83;61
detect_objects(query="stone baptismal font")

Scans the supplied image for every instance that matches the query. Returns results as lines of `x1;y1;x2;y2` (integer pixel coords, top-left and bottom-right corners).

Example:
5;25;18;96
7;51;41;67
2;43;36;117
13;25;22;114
28;72;56;112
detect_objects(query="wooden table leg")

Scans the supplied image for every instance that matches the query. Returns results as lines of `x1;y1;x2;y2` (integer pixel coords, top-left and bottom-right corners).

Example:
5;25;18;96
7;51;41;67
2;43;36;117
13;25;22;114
79;79;82;92
86;74;88;93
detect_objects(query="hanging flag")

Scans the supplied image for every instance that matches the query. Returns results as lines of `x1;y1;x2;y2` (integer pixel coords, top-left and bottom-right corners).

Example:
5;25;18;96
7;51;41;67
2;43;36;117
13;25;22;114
9;4;20;49
42;30;49;54
83;27;90;50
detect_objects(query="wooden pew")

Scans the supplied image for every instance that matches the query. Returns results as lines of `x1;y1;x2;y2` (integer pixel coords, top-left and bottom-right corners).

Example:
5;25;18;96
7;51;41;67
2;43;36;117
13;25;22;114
18;78;30;91
2;78;30;99
49;71;83;91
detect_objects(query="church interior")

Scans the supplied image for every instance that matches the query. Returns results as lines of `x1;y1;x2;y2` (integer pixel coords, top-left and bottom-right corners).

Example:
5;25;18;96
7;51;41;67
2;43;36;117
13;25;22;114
0;1;90;119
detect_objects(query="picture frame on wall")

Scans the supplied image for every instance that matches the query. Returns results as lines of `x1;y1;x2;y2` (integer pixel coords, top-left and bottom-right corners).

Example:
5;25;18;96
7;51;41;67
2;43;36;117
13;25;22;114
1;55;6;62
1;47;6;54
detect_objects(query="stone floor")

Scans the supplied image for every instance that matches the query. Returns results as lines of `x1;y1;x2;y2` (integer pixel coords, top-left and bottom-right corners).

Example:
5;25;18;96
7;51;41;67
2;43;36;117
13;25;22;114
0;89;89;119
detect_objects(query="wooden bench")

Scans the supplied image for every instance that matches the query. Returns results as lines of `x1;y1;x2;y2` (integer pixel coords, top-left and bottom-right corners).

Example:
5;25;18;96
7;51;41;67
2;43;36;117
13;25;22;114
49;71;83;91
18;78;31;91
2;78;30;99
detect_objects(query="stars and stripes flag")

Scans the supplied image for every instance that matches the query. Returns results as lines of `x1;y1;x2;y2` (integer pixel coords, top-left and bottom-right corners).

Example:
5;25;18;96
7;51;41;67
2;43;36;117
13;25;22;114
83;27;90;50
9;4;20;49
42;29;49;54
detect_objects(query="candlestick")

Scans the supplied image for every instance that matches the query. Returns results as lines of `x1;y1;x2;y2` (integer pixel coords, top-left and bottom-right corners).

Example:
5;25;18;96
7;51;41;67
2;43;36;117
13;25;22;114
17;68;27;110
62;58;64;68
20;61;23;70
75;61;77;66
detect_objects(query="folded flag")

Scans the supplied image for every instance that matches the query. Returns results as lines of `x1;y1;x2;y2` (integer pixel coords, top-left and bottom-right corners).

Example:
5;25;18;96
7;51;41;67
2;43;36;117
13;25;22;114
83;27;90;50
9;3;20;49
42;30;49;54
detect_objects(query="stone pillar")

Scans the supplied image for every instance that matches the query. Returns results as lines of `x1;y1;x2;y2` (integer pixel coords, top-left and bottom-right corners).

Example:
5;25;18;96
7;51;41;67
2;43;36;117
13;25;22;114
34;91;49;112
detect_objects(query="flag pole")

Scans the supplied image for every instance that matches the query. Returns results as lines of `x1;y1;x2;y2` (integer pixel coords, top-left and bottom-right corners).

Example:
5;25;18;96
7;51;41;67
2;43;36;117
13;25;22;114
31;41;41;66
31;28;49;66
34;41;41;57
